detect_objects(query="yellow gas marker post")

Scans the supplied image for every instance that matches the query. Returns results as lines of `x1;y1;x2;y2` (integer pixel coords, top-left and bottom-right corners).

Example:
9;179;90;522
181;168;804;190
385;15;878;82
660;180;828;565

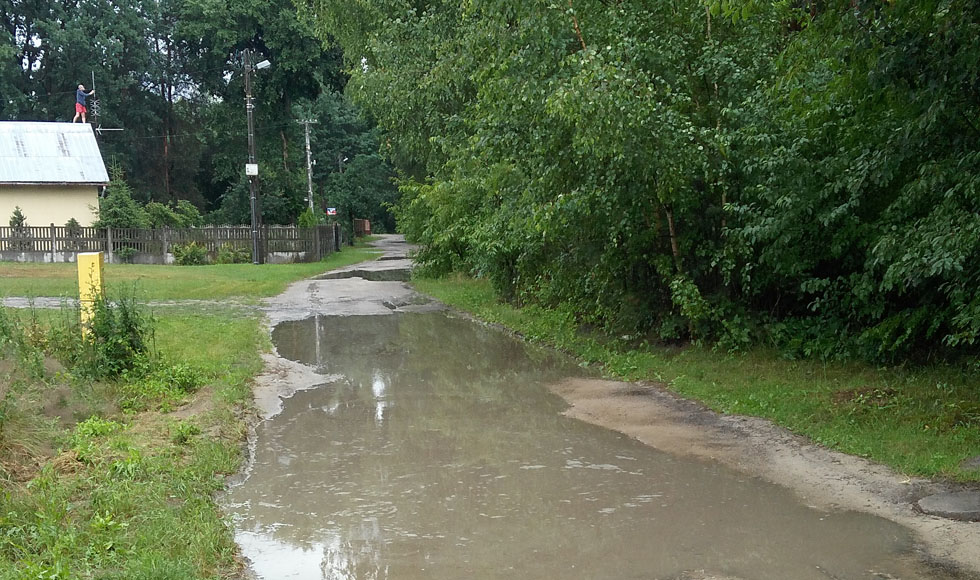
77;252;105;337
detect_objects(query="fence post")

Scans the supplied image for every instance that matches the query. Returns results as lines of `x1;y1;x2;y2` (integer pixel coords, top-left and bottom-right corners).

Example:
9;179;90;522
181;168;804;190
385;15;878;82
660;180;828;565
50;223;56;262
313;225;321;261
106;227;114;264
262;224;269;264
161;227;169;263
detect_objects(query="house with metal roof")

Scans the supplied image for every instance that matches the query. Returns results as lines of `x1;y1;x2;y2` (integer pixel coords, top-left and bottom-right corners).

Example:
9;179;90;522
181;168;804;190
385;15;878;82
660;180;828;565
0;121;109;227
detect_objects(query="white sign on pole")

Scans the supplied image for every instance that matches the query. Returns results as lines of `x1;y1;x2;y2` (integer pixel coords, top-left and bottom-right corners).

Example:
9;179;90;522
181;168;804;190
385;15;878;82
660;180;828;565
245;163;259;176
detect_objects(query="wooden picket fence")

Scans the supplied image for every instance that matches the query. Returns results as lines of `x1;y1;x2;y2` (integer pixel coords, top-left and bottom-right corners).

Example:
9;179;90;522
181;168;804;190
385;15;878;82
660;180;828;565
0;224;343;264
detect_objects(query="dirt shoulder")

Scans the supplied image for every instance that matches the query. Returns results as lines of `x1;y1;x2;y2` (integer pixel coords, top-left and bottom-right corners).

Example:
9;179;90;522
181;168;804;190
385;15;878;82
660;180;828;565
547;377;980;576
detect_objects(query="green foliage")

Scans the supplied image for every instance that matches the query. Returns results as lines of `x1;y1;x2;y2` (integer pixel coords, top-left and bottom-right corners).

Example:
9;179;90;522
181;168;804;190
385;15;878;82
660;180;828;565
145;202;177;228
173;201;204;228
146;200;205;229
172;242;209;266
120;362;204;412
312;0;980;364
114;246;138;264
95;164;150;230
2;0;393;228
169;420;201;446
0;303;49;380
7;206;33;251
63;218;83;251
73;416;123;439
297;207;323;227
214;243;251;265
8;206;26;229
66;290;154;381
0;299;260;578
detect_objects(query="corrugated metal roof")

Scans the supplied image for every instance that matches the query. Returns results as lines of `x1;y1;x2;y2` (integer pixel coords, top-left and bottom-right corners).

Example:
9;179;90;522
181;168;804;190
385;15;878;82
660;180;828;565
0;121;110;185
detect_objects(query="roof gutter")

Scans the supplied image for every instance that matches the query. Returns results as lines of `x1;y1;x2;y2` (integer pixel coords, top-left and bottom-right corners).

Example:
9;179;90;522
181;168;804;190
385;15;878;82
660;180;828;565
0;182;109;187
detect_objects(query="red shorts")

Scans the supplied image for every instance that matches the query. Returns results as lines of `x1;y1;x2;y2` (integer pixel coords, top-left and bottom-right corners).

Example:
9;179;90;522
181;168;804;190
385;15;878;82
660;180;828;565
75;103;87;113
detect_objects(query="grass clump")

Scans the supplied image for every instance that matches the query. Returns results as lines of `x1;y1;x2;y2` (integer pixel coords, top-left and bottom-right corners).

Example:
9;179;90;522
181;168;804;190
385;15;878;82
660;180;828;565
413;274;980;481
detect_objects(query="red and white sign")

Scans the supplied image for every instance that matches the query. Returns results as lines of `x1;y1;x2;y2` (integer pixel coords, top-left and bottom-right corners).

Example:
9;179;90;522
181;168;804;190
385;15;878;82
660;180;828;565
326;207;337;216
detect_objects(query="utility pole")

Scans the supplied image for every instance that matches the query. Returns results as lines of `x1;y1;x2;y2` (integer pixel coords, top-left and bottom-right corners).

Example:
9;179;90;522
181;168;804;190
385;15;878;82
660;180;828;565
297;118;318;213
243;49;265;264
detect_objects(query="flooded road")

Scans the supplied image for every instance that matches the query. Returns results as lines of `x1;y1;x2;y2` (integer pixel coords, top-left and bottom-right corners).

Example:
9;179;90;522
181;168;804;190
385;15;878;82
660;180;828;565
225;312;946;580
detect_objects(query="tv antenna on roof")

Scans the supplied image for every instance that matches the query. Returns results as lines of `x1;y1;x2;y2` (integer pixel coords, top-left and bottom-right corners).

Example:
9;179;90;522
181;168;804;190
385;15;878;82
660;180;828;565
89;72;124;136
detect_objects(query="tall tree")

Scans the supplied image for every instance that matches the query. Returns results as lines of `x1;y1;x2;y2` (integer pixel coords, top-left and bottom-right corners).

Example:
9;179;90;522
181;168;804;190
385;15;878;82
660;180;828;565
308;0;980;362
2;0;398;227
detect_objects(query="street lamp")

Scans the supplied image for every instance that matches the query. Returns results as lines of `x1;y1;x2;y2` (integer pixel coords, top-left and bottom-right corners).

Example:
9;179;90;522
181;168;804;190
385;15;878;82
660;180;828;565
244;50;270;264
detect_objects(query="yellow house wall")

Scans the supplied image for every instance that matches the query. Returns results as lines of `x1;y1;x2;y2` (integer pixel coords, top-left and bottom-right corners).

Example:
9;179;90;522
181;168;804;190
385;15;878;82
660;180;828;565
0;185;99;227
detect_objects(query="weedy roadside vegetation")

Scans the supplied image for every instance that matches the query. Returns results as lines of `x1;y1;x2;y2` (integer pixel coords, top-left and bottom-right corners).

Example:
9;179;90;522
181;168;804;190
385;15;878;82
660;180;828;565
0;295;262;579
0;241;382;577
414;275;980;482
0;292;259;578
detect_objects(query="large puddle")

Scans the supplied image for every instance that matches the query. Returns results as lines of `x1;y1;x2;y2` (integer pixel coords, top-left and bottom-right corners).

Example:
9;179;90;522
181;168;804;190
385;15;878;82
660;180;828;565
225;313;944;580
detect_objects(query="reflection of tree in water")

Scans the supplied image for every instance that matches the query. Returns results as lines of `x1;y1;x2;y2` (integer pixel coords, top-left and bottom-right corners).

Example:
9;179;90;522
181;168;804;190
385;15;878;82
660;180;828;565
271;313;577;445
319;520;387;580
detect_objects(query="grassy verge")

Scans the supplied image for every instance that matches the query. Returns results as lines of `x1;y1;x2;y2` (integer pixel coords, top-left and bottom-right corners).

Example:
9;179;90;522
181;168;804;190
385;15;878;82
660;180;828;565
413;274;980;481
0;243;382;301
0;243;380;578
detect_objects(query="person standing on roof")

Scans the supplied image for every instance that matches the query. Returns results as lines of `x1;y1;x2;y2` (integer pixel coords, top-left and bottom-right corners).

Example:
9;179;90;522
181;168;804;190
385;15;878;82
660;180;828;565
72;84;95;123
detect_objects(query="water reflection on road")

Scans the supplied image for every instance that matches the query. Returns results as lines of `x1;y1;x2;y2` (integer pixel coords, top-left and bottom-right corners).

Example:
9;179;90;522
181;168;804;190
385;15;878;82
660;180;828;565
225;313;940;580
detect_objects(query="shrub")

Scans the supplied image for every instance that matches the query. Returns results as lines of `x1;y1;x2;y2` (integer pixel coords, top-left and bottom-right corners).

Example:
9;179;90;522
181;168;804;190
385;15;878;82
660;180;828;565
173;200;203;227
297;207;323;227
64;218;84;250
161;363;203;393
114;246;138;263
172;242;208;265
215;243;250;264
8;206;26;229
145;200;203;228
94;163;150;229
67;290;154;380
8;206;33;251
145;201;181;228
70;416;124;464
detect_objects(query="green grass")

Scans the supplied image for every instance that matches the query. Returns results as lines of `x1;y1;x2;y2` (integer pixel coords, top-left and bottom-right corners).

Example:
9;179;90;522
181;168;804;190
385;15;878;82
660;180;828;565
0;242;381;578
413;274;980;481
0;309;263;578
0;244;381;301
